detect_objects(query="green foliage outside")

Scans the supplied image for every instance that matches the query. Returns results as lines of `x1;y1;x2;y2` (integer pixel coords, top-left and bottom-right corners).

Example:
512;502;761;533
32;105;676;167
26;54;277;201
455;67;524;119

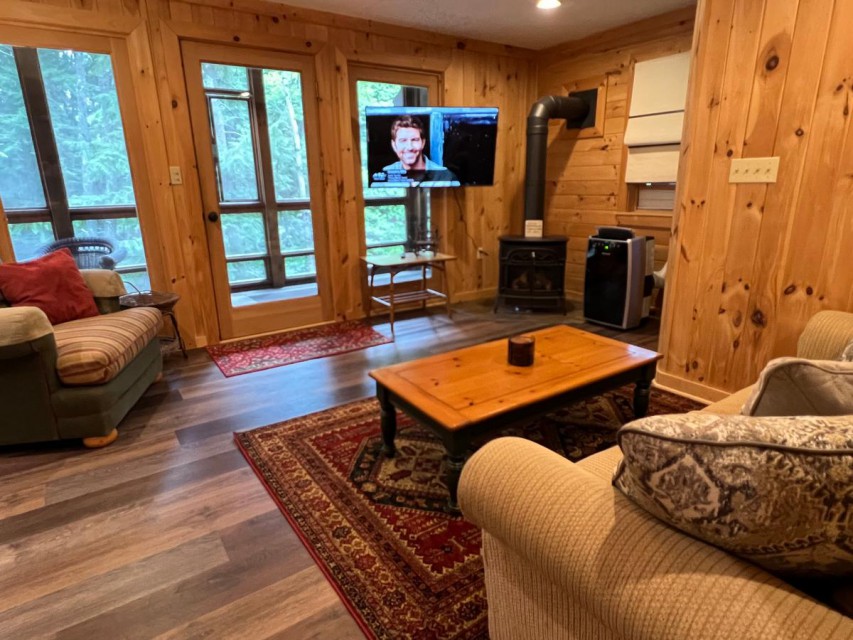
0;45;148;278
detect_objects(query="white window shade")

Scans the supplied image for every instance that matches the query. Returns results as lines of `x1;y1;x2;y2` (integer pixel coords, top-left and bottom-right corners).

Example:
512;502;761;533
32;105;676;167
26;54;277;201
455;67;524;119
625;145;680;183
629;51;691;117
624;112;684;146
625;52;690;185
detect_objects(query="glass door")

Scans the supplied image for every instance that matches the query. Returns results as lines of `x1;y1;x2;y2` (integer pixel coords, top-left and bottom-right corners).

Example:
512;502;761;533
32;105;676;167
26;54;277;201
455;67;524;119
183;42;329;339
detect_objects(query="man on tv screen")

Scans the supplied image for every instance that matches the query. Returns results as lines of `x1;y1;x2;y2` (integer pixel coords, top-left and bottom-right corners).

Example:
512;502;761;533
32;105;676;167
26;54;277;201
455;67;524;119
377;115;459;187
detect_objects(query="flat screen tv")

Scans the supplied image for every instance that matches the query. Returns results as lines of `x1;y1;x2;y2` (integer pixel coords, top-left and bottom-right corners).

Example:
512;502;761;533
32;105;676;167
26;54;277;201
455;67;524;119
365;106;499;188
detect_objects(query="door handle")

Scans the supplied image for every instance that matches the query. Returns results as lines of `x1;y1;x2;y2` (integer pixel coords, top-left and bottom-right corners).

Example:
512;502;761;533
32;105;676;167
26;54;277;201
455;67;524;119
207;211;219;222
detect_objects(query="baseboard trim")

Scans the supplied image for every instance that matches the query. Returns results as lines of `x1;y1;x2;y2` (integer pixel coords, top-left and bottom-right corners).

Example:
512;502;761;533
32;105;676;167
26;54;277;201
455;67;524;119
653;369;730;404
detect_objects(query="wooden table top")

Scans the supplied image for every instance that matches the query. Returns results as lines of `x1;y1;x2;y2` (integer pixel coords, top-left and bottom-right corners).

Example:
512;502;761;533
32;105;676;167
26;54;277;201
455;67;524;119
369;325;661;431
360;252;456;268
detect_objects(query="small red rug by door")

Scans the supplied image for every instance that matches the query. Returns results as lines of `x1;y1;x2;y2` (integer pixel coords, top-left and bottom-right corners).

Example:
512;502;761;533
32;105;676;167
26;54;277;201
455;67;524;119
234;387;703;639
207;320;392;377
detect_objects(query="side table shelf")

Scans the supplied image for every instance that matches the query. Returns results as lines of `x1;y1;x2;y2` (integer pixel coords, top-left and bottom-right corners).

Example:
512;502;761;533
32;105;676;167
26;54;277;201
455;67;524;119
362;253;456;336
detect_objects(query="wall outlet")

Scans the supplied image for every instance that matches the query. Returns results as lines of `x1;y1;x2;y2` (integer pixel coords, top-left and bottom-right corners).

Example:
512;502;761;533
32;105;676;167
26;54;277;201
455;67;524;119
169;166;183;185
729;157;780;183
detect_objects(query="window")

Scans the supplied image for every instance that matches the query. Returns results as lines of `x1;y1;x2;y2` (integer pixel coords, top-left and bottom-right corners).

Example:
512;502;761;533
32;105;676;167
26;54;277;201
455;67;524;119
0;45;149;290
636;183;676;211
201;63;317;299
355;80;431;258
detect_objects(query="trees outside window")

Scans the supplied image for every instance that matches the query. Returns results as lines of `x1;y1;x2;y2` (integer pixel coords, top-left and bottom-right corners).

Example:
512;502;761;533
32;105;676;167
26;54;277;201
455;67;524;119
0;45;149;291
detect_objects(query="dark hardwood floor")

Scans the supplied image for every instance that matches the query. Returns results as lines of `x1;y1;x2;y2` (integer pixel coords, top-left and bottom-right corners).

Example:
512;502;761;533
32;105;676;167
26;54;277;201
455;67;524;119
0;301;659;639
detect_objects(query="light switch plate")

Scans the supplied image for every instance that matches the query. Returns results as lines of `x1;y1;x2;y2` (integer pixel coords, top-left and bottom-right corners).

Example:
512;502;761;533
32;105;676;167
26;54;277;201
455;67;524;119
729;157;780;183
169;166;183;185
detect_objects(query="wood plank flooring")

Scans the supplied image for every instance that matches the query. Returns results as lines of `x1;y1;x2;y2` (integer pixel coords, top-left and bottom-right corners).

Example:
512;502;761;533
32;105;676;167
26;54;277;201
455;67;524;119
0;301;659;639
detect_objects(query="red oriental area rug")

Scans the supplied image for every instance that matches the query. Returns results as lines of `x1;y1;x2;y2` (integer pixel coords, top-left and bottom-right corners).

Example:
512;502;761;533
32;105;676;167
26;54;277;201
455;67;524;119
234;386;702;639
207;320;392;377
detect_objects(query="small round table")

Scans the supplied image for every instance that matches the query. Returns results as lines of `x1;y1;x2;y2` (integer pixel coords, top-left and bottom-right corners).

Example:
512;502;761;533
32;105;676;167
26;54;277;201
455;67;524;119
119;291;187;358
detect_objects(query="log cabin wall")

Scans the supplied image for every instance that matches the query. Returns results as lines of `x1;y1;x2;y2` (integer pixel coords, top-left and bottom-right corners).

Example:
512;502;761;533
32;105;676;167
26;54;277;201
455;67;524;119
657;0;853;400
535;8;696;300
0;0;536;346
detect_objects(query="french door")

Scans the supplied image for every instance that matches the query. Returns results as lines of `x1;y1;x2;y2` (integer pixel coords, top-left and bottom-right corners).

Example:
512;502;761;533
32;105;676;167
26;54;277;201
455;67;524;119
183;42;331;339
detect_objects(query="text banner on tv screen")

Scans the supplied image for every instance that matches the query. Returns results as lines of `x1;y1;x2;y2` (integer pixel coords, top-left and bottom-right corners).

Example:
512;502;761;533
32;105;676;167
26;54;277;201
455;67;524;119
365;106;499;188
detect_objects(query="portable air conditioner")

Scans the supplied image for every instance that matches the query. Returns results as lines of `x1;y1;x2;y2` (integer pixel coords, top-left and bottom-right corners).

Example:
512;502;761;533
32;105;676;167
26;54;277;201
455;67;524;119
583;227;654;330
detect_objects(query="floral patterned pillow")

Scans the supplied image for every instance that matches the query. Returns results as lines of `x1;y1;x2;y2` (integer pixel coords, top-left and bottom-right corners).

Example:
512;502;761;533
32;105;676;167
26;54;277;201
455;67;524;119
613;413;853;578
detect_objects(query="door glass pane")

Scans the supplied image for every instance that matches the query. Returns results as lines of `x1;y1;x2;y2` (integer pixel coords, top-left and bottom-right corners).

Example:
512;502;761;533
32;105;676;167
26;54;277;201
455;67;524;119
228;260;266;284
8;221;53;261
263;69;310;202
210;97;259;202
277;209;314;252
38;48;135;207
202;63;248;92
0;46;45;210
221;212;266;259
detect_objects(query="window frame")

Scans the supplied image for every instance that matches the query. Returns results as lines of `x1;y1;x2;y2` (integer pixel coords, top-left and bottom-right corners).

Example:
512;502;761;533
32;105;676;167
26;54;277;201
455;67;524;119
349;66;441;260
2;44;147;282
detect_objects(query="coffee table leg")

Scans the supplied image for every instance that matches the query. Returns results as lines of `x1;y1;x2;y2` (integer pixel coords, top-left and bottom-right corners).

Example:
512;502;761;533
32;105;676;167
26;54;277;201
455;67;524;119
633;365;655;418
377;385;397;457
445;435;469;512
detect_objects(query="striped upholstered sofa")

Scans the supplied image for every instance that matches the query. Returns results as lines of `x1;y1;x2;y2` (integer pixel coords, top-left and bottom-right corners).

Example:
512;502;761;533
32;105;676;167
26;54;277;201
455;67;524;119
459;311;853;640
0;269;162;447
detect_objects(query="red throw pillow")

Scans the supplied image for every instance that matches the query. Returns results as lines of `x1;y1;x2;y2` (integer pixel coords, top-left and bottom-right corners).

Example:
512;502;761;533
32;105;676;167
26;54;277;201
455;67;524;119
0;248;100;325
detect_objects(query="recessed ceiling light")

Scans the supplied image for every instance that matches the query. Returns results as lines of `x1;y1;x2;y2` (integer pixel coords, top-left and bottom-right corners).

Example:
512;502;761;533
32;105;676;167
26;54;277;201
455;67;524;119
537;0;561;8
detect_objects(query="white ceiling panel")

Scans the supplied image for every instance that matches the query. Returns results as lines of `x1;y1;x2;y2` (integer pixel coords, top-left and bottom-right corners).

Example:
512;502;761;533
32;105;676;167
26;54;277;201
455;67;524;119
268;0;695;50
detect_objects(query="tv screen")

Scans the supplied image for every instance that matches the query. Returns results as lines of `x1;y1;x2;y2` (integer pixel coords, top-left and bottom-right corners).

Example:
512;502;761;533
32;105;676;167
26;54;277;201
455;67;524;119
365;106;499;188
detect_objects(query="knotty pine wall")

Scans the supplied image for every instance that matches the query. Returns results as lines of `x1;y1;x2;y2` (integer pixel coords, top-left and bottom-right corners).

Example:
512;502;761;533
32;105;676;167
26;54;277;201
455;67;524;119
536;8;696;300
657;0;853;400
1;0;536;346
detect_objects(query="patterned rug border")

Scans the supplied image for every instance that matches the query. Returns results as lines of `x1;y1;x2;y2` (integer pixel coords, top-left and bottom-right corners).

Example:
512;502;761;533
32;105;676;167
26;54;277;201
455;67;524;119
233;432;376;639
207;320;393;378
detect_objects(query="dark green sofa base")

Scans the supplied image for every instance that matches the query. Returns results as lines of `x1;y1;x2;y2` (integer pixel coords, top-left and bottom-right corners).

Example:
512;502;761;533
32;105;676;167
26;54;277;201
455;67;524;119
0;337;162;445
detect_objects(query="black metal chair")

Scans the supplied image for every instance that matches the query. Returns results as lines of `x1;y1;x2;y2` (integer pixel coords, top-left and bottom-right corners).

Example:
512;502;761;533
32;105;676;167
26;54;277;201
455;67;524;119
39;237;127;270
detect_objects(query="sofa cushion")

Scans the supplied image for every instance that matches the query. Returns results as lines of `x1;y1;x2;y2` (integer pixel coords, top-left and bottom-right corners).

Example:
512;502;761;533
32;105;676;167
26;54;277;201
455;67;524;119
54;307;161;386
741;358;853;417
0;248;99;325
613;412;853;578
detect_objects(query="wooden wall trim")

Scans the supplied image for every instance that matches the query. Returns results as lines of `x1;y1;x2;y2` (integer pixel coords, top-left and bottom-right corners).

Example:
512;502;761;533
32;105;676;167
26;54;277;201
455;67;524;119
187;0;536;60
164;19;325;53
538;6;697;68
0;3;140;35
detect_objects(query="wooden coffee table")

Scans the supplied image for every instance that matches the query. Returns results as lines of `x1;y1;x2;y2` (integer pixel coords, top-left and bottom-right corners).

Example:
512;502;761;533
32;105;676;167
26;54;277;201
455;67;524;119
369;325;661;509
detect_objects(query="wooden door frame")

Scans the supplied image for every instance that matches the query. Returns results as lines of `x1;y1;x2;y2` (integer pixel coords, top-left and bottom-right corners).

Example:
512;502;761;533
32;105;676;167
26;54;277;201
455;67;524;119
182;40;333;339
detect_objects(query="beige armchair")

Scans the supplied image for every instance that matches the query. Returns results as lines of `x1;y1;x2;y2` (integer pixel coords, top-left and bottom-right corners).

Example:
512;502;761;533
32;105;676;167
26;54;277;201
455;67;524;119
459;311;853;640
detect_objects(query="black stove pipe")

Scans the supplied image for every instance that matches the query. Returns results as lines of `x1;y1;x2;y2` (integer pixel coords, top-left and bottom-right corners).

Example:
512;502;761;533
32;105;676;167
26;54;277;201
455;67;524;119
524;95;589;221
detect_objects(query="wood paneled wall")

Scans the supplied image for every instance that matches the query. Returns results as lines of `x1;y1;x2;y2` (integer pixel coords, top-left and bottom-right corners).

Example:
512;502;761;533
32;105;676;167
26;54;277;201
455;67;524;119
0;0;536;346
536;8;696;299
657;0;853;400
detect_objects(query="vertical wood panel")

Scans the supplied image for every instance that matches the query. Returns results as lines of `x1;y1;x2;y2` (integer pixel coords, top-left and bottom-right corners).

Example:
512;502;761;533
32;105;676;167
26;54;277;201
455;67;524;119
659;0;853;399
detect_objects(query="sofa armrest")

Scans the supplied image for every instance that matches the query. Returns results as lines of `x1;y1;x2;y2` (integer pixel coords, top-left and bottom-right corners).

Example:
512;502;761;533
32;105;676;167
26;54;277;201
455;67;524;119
459;437;852;640
797;311;853;360
0;306;53;348
80;269;127;299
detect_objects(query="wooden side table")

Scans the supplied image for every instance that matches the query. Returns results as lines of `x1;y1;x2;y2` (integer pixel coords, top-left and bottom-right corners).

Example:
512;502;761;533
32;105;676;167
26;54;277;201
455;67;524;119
361;252;456;336
119;291;187;358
